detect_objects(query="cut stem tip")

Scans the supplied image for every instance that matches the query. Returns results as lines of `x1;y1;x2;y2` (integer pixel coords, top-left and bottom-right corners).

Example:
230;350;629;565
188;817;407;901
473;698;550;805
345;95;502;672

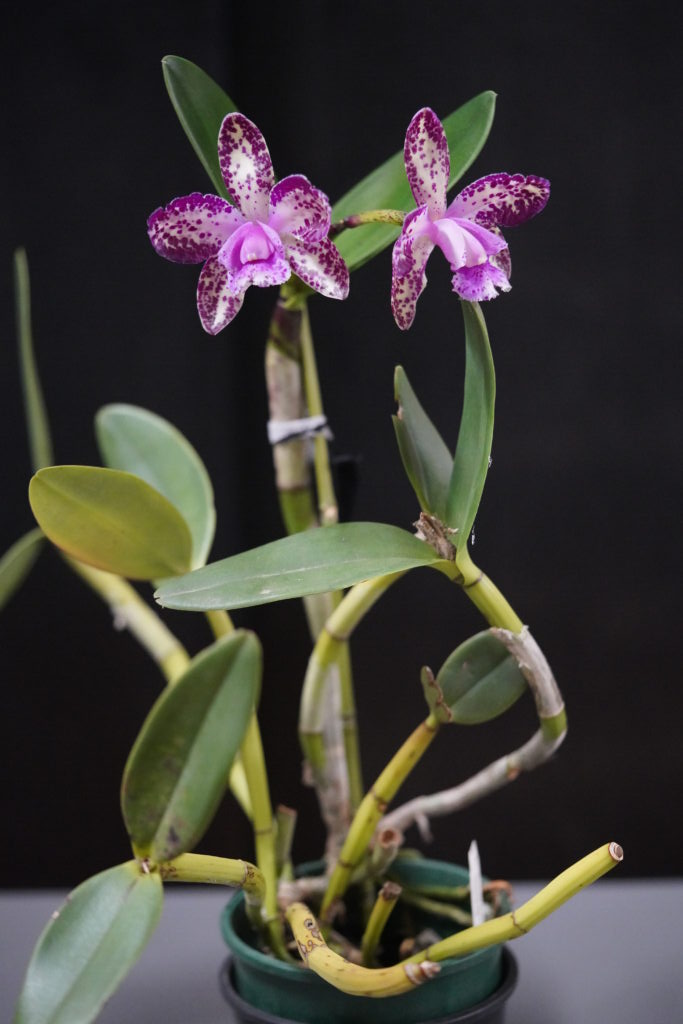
608;842;624;863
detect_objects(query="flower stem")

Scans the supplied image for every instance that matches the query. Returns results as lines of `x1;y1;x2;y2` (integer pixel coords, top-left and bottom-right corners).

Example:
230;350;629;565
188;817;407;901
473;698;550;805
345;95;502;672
398;889;472;927
204;611;286;957
204;609;252;820
299;302;337;526
337;639;363;814
287;843;623;997
14;247;53;470
406;842;624;964
300;573;406;844
443;548;567;736
288;898;427;997
368;827;403;877
320;714;440;921
274;805;297;879
300;572;406;781
361;881;402;966
266;292;364;838
240;713;290;959
67;560;253;821
160;853;265;935
65;557;189;683
265;299;317;536
204;607;235;637
329;209;406;236
438;547;524;633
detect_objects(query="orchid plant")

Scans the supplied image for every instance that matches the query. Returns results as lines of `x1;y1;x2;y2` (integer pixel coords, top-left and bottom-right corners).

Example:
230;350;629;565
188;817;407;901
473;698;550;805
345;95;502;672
8;57;623;1023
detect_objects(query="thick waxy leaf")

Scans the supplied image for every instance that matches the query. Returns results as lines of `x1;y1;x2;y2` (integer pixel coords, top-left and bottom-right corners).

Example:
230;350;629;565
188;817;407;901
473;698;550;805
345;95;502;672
0;528;44;611
333;92;496;272
424;630;527;724
122;630;261;861
162;55;238;199
29;466;193;580
15;861;162;1024
14;248;53;470
393;366;454;521
96;404;215;568
155;523;444;611
446;302;496;544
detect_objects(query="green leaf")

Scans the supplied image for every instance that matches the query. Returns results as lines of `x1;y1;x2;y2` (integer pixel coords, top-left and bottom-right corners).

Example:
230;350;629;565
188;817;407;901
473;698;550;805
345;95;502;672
424;630;527;725
29;466;193;580
446;302;496;545
0;528;44;611
393;366;454;521
332;92;496;272
155;522;444;611
14;248;54;471
121;630;261;861
96;404;215;569
162;55;238;199
15;861;162;1024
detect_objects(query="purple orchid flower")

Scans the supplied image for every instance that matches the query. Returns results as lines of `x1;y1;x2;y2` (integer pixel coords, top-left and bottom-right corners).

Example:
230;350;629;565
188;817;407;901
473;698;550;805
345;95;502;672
148;113;349;334
391;107;550;330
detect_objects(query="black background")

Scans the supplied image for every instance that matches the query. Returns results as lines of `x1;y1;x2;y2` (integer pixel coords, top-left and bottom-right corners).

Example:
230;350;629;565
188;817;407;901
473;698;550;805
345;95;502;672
1;2;680;886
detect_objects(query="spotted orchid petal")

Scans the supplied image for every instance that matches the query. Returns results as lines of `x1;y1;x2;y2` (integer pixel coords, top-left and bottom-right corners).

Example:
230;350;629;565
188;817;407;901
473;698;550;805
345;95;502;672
394;206;434;266
391;207;435;331
492;243;511;280
448;173;550;230
404;108;450;218
218;221;291;293
197;256;245;335
218;113;275;220
269;175;331;242
391;245;431;331
286;237;349;300
451;260;511;302
147;193;244;264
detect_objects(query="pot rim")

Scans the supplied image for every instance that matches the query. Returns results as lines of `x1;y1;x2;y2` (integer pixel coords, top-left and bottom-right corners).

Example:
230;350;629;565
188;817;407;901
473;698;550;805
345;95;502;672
219;947;518;1024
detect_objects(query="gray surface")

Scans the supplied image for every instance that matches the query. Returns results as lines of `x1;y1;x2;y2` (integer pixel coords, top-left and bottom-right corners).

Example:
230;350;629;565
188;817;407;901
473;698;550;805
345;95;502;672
3;880;682;1023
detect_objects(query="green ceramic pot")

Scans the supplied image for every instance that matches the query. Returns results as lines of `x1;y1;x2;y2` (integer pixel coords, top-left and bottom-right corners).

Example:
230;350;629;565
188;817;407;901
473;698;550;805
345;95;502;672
219;858;517;1024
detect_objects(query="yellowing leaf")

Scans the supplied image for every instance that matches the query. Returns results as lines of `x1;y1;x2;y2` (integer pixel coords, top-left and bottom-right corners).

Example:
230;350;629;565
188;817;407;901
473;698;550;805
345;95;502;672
29;466;193;580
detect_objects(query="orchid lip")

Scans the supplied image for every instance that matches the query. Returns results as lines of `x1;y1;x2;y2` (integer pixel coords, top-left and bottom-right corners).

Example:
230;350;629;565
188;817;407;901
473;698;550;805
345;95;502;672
217;222;286;297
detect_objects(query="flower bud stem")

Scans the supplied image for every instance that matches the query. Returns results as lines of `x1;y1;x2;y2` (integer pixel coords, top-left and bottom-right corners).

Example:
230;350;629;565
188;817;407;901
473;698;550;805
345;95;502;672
329;210;406;236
